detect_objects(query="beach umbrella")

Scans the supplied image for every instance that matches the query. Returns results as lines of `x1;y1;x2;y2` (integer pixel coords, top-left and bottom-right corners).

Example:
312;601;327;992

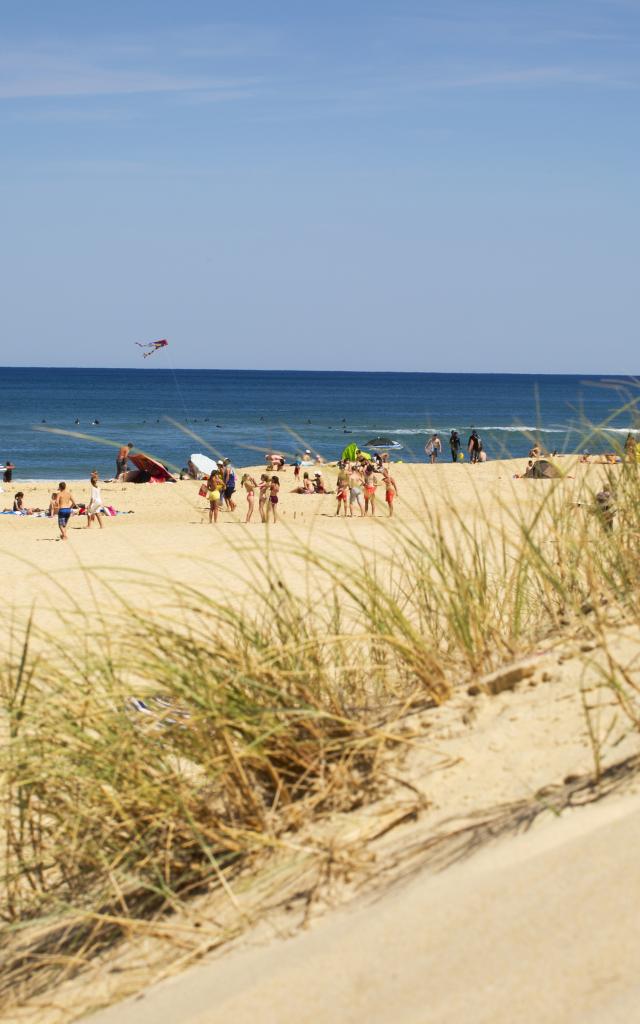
190;453;217;477
341;443;359;461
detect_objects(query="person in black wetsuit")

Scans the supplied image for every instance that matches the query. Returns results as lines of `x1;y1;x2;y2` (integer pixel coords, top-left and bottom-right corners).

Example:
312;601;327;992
449;431;460;462
468;431;481;464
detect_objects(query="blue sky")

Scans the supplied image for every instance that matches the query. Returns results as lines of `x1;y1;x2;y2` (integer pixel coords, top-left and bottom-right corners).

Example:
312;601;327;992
1;1;638;371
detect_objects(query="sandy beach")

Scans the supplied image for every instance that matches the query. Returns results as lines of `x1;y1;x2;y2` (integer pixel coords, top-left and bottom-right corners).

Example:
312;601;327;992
0;456;610;625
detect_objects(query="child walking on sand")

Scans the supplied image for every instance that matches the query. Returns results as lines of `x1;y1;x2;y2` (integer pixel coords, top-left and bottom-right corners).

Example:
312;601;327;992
86;471;106;529
267;475;280;523
241;473;257;523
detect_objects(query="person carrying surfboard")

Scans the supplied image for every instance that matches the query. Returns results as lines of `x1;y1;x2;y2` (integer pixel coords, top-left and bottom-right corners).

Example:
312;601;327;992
425;434;442;464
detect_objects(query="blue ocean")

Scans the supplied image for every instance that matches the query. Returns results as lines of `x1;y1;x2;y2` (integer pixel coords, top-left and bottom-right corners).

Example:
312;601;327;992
1;368;637;479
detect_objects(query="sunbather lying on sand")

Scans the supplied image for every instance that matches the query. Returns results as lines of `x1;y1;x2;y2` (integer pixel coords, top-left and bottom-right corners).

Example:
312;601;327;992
292;473;315;494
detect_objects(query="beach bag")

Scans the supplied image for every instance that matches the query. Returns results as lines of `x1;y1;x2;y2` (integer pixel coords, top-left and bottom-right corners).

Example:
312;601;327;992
198;482;208;497
457;452;464;462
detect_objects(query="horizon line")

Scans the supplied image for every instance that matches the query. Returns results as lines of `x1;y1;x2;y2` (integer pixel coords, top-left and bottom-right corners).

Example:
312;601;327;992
0;365;637;378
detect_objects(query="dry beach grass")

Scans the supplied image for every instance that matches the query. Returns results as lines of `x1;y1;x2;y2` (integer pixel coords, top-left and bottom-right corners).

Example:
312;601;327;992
1;443;640;1021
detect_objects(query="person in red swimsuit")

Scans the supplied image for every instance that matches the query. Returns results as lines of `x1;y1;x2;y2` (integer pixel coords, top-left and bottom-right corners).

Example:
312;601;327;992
335;469;349;517
363;464;378;516
382;468;399;517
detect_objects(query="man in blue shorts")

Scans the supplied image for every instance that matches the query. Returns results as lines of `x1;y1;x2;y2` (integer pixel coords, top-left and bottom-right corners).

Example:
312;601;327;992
55;481;77;540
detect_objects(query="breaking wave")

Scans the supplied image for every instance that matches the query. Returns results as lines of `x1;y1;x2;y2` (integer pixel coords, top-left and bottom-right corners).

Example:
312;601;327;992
386;426;566;435
383;425;635;436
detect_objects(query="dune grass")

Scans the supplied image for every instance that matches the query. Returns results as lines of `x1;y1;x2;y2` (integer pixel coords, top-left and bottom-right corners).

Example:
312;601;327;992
1;441;640;1011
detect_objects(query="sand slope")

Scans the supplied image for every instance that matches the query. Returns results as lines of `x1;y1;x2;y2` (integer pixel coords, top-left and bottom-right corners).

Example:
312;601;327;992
77;624;640;1024
83;792;640;1024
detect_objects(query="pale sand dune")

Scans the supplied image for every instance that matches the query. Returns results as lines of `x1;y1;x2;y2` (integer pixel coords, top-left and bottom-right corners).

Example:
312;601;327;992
83;792;640;1024
70;623;640;1024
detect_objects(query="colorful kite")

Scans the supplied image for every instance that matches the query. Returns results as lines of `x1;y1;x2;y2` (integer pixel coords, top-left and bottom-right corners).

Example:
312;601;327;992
136;339;169;359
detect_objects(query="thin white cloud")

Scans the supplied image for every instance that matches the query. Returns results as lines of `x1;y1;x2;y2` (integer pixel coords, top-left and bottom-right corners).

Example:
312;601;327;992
174;23;281;59
5;106;138;123
0;26;268;102
427;66;616;88
0;55;254;100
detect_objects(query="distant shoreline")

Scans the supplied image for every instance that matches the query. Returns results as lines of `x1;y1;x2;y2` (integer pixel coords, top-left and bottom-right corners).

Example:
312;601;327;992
0;365;636;377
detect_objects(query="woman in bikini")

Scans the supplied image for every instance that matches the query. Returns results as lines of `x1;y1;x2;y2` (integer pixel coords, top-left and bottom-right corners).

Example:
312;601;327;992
241;472;258;523
206;469;224;524
267;475;280;523
258;474;271;522
335;469;349;517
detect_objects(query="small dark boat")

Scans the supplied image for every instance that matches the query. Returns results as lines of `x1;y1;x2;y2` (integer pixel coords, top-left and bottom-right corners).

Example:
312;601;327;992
365;436;403;451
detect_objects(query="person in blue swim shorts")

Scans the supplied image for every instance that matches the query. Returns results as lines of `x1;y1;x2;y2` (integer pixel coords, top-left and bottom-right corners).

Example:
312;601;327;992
54;481;77;540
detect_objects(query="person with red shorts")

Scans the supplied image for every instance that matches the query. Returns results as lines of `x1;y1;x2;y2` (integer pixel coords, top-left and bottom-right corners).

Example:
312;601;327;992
383;467;399;517
335;470;349;517
363;464;378;516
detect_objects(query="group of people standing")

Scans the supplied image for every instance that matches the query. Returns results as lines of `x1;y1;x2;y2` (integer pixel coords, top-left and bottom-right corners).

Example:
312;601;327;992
204;460;281;524
335;460;399;517
203;459;238;523
425;430;486;464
